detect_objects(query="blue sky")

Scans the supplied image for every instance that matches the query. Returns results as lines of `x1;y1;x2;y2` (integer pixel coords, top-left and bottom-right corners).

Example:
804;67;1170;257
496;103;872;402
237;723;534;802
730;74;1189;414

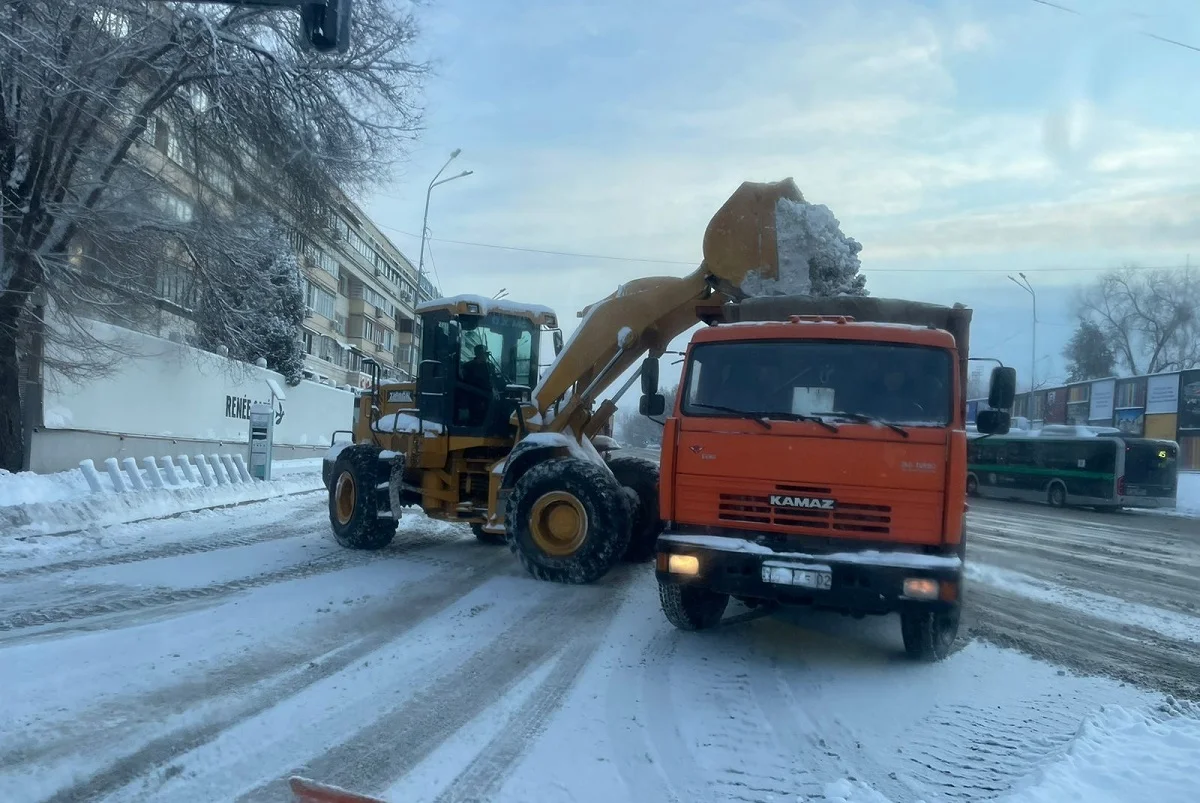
365;0;1200;390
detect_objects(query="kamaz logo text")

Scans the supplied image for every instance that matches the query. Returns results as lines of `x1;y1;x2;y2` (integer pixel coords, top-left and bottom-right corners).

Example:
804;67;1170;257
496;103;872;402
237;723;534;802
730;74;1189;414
769;495;836;510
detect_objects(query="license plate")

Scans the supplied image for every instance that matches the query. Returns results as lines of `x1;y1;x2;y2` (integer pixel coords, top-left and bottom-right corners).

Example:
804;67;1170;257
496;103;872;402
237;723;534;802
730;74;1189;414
761;563;833;590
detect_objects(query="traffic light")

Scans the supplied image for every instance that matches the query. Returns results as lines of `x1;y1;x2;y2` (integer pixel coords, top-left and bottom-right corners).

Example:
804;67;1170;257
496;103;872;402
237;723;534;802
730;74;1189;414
300;0;352;54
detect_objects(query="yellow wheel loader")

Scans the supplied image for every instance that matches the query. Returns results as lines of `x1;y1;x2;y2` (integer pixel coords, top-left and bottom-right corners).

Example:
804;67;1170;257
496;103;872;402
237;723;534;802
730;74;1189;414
323;178;824;584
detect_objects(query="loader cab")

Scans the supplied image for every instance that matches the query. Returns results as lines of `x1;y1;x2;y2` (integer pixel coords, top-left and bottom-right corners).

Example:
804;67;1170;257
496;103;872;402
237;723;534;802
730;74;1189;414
415;295;558;439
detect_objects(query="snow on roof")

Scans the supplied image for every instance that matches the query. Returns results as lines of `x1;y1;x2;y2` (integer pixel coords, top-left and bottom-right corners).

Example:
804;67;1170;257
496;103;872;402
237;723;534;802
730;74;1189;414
415;294;556;319
372;412;445;435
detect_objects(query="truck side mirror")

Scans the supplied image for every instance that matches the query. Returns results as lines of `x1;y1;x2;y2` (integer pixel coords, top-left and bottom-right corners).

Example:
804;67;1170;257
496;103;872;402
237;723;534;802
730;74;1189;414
300;0;352;53
640;393;666;417
641;357;659;395
976;409;1011;436
988;366;1017;409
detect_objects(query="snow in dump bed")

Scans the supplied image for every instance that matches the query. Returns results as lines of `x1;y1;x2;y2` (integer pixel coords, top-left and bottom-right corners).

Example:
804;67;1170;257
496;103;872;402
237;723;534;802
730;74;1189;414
823;702;1200;803
739;197;864;297
415;293;555;319
658;533;962;569
372;412;445;435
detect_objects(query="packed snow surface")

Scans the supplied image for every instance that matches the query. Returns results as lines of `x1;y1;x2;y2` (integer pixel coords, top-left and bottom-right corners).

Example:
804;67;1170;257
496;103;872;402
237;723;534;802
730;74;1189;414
739;197;863;297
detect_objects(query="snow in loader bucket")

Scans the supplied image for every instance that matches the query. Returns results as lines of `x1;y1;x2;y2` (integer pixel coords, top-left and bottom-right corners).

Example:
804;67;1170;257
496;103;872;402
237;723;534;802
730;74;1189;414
738;195;864;298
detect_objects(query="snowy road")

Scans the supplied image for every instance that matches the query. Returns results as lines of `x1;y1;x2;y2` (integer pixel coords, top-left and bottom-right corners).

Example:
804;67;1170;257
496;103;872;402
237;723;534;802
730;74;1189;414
2;490;1198;802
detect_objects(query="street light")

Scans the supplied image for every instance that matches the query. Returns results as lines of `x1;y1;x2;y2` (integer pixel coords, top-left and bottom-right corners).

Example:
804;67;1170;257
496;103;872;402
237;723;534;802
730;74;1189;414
1008;272;1037;393
412;149;472;375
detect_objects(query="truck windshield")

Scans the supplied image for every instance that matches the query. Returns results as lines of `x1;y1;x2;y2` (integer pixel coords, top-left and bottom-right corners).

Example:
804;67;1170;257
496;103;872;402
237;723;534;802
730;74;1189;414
681;340;954;427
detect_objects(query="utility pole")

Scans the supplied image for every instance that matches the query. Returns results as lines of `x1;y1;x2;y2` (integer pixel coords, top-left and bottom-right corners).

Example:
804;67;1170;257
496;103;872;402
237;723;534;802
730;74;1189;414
1008;272;1037;396
411;149;472;376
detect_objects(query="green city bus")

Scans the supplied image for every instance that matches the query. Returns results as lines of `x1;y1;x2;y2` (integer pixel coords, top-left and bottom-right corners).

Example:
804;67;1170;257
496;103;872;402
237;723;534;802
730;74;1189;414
966;429;1178;510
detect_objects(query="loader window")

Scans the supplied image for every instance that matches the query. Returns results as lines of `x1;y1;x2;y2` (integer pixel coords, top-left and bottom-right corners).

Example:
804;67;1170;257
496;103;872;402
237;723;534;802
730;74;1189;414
682;339;953;427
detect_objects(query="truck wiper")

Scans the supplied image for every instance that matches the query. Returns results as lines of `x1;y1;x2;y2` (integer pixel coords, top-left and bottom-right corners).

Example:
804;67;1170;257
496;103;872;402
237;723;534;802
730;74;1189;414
761;411;839;433
690;403;772;430
823;411;910;438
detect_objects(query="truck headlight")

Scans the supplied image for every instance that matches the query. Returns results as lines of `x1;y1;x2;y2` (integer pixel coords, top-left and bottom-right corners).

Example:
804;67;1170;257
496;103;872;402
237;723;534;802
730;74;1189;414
666;554;700;576
903;578;939;600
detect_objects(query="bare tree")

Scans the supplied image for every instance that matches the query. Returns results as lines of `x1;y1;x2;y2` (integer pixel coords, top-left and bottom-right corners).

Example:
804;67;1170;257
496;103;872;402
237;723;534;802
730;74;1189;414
0;1;425;470
1078;266;1200;377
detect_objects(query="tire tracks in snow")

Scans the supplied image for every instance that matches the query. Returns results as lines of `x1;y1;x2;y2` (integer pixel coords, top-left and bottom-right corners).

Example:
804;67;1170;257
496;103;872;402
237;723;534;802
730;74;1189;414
0;531;455;635
240;579;627;802
968;585;1200;700
37;548;514;803
0;508;327;581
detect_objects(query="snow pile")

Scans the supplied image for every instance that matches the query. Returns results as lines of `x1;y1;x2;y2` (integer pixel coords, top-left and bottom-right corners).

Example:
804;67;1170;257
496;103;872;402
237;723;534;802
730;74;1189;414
0;468;91;507
739;197;865;297
815;703;1200;803
373;412;445;435
1175;471;1200;516
0;458;323;542
993;702;1200;803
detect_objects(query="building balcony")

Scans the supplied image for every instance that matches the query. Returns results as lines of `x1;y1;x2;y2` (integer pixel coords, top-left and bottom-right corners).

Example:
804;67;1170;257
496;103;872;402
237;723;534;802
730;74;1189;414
348;298;393;323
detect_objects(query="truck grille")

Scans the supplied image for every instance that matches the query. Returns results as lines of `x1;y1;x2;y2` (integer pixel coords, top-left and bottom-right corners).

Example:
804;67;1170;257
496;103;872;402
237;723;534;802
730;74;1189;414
718;484;892;536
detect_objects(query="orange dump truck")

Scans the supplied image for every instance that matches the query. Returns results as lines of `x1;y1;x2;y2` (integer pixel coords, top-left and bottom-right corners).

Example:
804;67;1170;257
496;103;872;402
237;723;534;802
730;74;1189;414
653;295;1015;660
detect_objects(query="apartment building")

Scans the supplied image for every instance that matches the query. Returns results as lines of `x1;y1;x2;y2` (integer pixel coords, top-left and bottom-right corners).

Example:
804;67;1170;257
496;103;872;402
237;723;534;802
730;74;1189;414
296;195;437;389
98;82;436;391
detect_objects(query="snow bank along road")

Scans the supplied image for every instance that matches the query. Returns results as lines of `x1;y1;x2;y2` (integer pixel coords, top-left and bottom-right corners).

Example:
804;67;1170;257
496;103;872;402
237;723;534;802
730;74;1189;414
1;492;1198;802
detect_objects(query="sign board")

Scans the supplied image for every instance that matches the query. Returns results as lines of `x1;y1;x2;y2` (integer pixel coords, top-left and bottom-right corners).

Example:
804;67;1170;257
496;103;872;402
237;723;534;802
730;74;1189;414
248;402;275;481
1088;378;1115;422
1145;374;1180;415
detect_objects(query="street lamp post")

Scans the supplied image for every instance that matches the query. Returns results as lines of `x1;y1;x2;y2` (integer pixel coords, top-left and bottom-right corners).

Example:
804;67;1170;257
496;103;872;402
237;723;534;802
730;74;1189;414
1008;273;1037;396
411;149;472;376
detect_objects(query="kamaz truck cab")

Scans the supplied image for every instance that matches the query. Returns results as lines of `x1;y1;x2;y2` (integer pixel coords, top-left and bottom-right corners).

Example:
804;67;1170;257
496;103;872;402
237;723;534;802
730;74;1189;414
654;296;1015;661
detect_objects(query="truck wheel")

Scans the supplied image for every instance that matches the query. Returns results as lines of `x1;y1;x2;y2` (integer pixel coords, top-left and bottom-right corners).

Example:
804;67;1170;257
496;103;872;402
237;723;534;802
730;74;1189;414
608;455;662;562
659;581;729;631
328;446;397;550
506;458;632;584
471;523;505;545
900;607;960;662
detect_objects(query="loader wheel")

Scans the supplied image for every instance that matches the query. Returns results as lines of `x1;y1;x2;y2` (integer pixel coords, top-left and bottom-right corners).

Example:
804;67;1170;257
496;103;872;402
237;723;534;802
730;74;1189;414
659;581;728;631
328;446;396;550
471;523;505;545
900;606;960;662
608;455;662;562
506;458;632;584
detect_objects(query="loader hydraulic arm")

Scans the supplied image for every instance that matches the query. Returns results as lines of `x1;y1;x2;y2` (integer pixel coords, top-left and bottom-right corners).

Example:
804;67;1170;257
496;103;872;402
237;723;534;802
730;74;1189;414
532;178;807;434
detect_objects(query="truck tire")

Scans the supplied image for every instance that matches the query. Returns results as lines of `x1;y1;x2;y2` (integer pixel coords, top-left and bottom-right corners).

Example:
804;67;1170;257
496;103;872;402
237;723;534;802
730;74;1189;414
505;458;632;584
328;446;397;550
659;580;729;631
608;455;662;562
471;523;505;545
900;607;959;662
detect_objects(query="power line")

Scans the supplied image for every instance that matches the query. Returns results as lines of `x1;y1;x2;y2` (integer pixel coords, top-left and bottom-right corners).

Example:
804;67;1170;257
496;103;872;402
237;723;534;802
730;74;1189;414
1027;0;1200;53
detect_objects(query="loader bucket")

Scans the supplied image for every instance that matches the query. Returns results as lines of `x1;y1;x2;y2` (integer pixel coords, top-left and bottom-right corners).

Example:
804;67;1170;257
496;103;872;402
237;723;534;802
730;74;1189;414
289;776;389;803
701;177;805;289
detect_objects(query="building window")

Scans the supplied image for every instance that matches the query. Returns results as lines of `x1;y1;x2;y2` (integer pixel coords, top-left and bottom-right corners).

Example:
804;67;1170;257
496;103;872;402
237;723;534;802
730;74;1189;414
383;329;394;351
306;283;336;320
301;330;315;355
360;285;396;318
338;270;350;297
397;317;414;334
333;314;346;335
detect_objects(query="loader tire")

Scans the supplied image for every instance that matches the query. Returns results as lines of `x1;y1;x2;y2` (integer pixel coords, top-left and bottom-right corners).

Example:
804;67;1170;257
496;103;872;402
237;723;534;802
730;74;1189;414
506;458;632;584
329;446;396;551
608;455;662;562
471;523;505;545
658;581;728;631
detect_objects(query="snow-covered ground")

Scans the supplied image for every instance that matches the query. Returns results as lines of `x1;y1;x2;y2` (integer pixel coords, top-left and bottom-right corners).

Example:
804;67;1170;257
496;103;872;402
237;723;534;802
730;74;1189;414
1;493;1197;802
1166;470;1200;516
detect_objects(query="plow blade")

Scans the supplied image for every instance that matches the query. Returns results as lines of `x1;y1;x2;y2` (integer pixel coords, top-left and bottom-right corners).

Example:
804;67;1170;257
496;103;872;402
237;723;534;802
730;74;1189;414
289;776;389;803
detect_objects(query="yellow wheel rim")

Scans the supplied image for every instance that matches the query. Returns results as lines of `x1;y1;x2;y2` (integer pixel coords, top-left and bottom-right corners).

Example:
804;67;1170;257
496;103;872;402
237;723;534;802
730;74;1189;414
529;491;589;557
335;471;356;525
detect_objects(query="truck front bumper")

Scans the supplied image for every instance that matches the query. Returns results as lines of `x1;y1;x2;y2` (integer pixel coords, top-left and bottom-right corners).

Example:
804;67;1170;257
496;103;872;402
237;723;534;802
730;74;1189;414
654;531;963;615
